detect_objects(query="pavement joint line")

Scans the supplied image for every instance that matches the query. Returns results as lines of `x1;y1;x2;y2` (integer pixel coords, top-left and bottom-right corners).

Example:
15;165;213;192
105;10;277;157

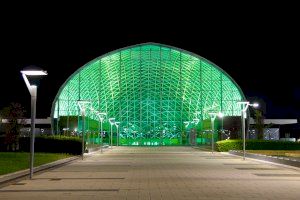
34;177;126;180
0;189;120;192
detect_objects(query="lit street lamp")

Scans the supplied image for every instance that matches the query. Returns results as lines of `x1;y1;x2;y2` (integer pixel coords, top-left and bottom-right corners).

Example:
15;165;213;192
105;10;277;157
237;101;259;160
184;121;190;128
95;111;106;153
183;121;190;145
191;118;200;146
193;118;200;125
21;67;47;179
77;100;91;160
115;122;120;146
109;118;115;148
208;112;223;154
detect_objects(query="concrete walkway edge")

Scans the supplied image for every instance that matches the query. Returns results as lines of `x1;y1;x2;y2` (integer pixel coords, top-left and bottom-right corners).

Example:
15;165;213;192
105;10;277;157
0;155;80;185
228;150;300;169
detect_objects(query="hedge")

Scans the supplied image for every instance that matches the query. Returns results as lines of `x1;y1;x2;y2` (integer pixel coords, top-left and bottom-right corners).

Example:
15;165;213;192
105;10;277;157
216;139;300;152
1;136;82;155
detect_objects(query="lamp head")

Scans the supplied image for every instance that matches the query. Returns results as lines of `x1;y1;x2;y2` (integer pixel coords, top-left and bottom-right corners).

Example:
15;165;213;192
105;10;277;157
184;121;190;127
21;70;47;76
115;121;120;127
109;118;115;125
252;103;259;108
218;112;224;118
208;112;217;117
193;118;200;125
94;111;107;116
21;66;47;87
208;111;223;120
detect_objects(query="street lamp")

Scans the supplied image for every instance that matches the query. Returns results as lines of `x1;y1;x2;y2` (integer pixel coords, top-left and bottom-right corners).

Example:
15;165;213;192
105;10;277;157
77;100;91;160
109;118;115;148
21;67;47;179
183;121;190;145
115;122;120;146
193;118;200;125
237;101;259;160
208;112;223;154
184;121;190;128
190;118;200;146
95;112;106;153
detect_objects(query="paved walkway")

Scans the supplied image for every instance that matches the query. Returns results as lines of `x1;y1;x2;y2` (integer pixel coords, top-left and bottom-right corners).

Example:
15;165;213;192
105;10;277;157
0;147;299;199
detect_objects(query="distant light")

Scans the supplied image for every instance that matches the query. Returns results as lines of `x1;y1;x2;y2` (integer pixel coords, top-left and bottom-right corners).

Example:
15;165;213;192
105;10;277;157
21;70;47;76
252;103;259;108
193;118;200;125
218;112;224;118
109;118;115;124
184;121;190;127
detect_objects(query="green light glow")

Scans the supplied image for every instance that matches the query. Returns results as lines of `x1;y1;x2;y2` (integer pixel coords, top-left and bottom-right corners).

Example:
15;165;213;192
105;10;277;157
51;43;243;145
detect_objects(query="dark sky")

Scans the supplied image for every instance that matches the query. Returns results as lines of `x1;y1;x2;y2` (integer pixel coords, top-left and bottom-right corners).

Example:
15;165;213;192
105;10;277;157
0;3;299;119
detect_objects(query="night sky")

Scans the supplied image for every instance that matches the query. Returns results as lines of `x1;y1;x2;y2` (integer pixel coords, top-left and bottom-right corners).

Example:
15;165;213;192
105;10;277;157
0;4;299;119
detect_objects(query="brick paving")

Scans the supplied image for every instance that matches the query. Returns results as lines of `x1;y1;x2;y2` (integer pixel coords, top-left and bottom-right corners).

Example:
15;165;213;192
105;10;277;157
0;147;299;199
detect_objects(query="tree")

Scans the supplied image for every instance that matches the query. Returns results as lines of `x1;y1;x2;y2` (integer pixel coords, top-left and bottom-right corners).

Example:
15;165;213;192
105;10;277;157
254;109;264;140
0;103;26;151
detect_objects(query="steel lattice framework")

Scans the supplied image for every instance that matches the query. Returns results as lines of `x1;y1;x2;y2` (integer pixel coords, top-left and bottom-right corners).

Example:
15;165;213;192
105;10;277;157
51;43;244;145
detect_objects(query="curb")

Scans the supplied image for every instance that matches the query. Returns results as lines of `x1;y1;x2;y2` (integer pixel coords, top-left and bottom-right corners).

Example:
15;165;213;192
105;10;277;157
229;150;300;168
191;146;211;151
0;155;80;185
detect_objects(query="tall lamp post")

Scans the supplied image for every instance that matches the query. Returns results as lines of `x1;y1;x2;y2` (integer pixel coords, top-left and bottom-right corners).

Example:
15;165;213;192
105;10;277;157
183;121;190;145
109;118;115;148
95;112;106;153
192;118;200;146
208;112;223;154
115;122;120;146
21;68;47;179
237;101;259;160
77;100;91;160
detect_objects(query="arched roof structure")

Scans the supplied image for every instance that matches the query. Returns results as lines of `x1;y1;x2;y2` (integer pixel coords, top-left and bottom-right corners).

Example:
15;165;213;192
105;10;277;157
51;43;245;145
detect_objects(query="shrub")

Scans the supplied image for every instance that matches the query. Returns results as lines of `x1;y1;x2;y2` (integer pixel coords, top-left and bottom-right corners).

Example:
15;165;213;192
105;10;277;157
216;139;300;152
18;136;82;155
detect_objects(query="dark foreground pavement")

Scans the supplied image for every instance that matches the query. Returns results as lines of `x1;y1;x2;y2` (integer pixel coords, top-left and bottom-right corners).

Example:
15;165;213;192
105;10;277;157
0;147;299;200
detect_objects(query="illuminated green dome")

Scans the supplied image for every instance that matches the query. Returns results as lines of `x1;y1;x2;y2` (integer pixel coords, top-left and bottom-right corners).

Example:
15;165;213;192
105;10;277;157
51;43;244;145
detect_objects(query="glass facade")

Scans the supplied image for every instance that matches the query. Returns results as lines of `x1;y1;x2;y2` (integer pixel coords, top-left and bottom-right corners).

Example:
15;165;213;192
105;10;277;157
51;43;244;146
